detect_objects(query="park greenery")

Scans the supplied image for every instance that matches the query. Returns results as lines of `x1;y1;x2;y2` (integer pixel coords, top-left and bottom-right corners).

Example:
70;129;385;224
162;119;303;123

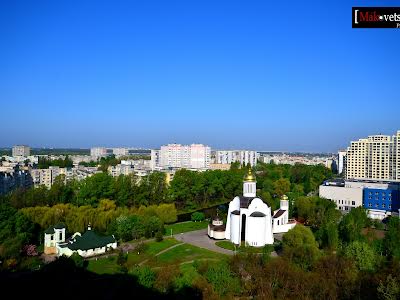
37;156;74;169
3;162;400;298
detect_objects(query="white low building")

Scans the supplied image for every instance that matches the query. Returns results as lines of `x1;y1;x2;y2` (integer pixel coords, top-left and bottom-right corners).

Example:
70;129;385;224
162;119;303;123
44;224;117;258
208;216;226;240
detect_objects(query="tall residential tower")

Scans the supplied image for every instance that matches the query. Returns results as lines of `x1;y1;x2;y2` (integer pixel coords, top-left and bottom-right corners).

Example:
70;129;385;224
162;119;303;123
344;131;400;182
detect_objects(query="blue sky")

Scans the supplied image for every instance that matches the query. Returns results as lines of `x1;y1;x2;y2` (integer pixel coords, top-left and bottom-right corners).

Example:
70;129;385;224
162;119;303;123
1;0;399;152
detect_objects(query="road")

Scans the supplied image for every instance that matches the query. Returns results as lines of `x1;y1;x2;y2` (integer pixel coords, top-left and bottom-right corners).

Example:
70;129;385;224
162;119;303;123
174;229;234;255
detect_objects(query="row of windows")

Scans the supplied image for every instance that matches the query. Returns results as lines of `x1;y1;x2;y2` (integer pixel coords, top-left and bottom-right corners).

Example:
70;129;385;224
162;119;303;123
367;203;392;209
368;192;392;197
367;196;392;201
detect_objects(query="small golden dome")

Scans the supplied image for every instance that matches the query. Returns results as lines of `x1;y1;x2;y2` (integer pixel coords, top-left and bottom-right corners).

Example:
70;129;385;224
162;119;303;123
282;195;288;201
244;168;256;182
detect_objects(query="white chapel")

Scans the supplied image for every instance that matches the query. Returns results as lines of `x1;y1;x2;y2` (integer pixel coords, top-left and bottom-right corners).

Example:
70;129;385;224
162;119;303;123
224;168;296;247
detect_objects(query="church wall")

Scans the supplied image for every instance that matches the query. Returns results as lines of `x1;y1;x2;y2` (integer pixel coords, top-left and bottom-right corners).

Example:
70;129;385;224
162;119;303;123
44;246;56;255
213;231;225;240
230;214;240;244
246;216;266;247
273;222;296;234
225;196;240;240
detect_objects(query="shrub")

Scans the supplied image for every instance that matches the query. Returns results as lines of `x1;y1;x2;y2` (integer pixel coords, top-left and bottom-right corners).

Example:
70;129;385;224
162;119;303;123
155;231;163;242
134;242;148;255
133;266;156;289
191;212;205;222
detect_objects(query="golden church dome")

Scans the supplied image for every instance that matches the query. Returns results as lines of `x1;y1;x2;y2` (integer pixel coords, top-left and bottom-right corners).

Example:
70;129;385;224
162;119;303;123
243;168;256;182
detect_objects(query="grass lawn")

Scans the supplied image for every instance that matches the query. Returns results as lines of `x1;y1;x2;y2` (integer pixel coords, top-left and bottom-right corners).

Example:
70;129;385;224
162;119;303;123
87;256;121;274
165;221;208;235
215;240;236;251
215;240;273;254
88;238;181;274
154;243;226;265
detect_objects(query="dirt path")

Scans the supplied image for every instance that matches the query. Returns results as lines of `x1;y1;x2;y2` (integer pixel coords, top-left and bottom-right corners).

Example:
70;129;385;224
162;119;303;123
138;242;184;266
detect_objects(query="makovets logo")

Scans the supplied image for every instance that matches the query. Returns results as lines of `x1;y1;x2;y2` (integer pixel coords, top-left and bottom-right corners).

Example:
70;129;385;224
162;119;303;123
353;7;400;28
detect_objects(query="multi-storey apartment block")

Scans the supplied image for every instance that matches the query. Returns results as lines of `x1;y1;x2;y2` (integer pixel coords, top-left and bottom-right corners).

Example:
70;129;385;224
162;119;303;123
90;147;107;158
151;144;211;170
345;131;400;182
215;150;259;167
12;145;31;157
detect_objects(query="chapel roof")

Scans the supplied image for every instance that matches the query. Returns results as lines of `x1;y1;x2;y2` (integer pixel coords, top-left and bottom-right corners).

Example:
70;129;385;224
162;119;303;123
65;230;116;251
45;227;55;234
239;196;254;208
250;212;266;217
243;168;256;182
273;209;286;218
209;224;226;232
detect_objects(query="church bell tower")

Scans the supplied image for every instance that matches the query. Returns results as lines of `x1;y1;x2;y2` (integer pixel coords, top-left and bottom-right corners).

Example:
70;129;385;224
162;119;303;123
243;167;256;197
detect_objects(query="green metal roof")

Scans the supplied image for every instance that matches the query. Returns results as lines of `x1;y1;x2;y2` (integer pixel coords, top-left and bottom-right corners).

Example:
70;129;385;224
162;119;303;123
67;230;115;251
45;227;55;234
54;223;66;229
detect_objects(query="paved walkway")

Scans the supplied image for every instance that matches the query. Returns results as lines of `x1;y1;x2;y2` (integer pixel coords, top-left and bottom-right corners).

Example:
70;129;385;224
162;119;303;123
174;229;234;255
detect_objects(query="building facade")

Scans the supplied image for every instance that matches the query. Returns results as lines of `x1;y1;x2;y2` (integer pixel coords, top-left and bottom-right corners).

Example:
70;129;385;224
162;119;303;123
338;150;346;175
344;131;400;182
152;144;211;170
319;180;400;219
215;150;259;167
112;148;129;156
0;170;33;195
12;145;30;157
90;147;107;158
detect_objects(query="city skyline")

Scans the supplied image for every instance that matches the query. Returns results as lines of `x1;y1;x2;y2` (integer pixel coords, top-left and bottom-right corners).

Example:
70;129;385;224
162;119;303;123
2;0;399;152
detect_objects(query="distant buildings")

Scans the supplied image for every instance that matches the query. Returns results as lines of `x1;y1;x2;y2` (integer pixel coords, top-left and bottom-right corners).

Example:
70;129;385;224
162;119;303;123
215;150;259;167
320;129;400;219
0;169;33;195
12;145;30;157
90;147;107;158
210;163;231;171
151;144;211;170
320;179;400;220
344;131;400;182
30;166;99;188
112;147;129;156
259;153;334;167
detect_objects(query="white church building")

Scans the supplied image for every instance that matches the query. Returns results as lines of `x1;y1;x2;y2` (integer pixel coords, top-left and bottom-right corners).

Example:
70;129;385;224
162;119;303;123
224;168;296;247
44;223;117;258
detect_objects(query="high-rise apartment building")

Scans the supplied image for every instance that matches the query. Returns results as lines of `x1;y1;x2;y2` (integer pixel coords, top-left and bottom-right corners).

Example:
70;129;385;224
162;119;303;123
152;144;210;169
215;150;259;167
345;131;400;182
12;145;30;157
338;150;346;175
90;147;107;158
112;148;129;156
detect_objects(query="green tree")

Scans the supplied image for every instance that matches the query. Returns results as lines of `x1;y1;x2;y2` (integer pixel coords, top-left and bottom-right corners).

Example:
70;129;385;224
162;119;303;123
282;225;319;270
191;212;205;222
377;274;400;300
339;207;368;243
70;252;85;268
384;217;400;259
344;240;376;271
273;178;290;198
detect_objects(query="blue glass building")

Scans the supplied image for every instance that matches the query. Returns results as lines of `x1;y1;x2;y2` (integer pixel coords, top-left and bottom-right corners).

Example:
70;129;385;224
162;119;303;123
363;188;400;212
